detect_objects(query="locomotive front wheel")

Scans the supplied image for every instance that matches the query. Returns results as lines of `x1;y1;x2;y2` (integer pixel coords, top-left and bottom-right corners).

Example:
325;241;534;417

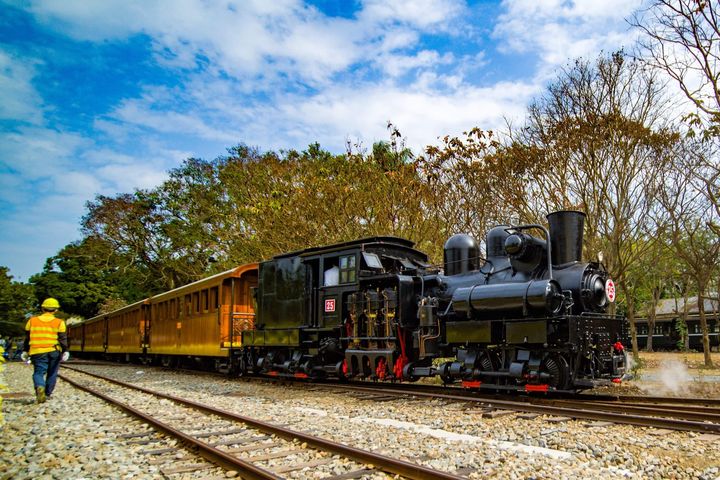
540;354;571;390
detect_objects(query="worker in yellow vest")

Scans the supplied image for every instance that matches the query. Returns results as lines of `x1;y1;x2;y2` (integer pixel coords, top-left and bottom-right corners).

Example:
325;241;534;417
20;298;69;403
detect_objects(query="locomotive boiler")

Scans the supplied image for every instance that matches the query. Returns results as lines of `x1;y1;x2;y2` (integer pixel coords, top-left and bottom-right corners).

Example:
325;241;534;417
240;210;628;392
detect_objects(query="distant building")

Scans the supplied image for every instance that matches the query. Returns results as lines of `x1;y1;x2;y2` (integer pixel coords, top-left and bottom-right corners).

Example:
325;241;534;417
635;295;719;351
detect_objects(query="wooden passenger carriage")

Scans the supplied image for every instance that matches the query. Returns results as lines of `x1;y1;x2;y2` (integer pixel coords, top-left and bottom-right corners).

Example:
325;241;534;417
67;264;258;366
148;264;258;359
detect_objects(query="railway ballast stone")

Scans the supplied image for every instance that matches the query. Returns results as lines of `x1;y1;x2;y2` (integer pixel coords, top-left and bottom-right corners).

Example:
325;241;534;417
0;363;165;480
5;361;720;479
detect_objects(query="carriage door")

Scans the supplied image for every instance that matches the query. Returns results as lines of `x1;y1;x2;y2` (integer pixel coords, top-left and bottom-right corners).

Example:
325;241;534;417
142;303;151;351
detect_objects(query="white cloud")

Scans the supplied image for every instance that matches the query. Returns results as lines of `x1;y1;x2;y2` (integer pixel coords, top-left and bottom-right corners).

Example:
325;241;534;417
246;80;536;153
493;0;643;78
0;127;89;181
95;163;169;192
0;123;173;279
381;50;455;77
359;0;466;30
111;99;237;142
27;0;464;88
0;49;44;123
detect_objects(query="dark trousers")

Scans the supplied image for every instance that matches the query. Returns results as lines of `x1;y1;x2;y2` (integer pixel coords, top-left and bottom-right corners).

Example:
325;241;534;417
31;350;61;396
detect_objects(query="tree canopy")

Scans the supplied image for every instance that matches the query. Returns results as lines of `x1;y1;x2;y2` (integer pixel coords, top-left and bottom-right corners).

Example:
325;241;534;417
0;267;35;337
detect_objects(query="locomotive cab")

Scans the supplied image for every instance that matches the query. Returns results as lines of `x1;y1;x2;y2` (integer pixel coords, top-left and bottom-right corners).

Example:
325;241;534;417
243;237;431;380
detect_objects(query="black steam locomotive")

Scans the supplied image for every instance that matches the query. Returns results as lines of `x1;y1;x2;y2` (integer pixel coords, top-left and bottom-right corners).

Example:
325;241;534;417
240;210;628;392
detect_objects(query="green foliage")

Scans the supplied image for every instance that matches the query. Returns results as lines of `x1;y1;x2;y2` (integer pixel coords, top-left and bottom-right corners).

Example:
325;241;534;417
74;133;446;298
674;319;689;351
29;238;133;319
629;355;646;378
0;267;35;336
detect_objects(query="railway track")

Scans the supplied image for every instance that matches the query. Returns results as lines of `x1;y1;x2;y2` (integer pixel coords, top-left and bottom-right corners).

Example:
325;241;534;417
59;366;467;480
66;359;720;404
305;382;720;433
64;360;720;433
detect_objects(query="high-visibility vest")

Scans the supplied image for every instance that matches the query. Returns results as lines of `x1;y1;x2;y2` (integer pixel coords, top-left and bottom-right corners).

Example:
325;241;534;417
25;313;66;355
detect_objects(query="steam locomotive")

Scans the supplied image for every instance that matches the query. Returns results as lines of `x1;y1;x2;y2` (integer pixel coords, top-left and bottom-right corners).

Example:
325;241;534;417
240;210;628;392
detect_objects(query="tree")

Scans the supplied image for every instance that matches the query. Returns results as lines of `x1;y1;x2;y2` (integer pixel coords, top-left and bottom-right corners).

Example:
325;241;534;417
629;238;680;352
633;0;720;138
152;157;231;273
0;267;35;336
29;238;133;319
419;128;525;251
82;190;205;294
658;147;719;367
79;133;444;297
501;52;680;357
219;138;442;263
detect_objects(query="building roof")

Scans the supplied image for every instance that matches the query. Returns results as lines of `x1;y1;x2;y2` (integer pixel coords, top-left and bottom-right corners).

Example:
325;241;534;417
651;295;719;319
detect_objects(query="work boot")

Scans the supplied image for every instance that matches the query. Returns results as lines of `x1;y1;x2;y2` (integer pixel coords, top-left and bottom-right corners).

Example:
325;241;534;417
35;386;46;403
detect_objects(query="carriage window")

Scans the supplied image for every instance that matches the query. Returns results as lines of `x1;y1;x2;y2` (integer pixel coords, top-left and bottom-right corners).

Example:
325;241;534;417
193;292;200;313
201;289;209;312
250;287;258;312
210;287;218;312
324;259;339;286
339;255;356;283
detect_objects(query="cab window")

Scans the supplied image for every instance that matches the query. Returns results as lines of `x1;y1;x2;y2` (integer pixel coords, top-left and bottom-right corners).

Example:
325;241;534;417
339;255;356;283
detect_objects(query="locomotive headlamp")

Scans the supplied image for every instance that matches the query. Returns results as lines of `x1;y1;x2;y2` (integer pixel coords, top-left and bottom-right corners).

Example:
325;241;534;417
582;273;608;309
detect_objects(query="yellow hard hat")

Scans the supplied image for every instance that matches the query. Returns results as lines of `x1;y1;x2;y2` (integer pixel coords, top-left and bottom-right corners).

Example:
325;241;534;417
41;298;60;309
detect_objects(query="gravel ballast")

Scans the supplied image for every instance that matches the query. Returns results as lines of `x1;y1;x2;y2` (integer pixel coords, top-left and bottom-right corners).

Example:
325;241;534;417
0;362;224;480
2;360;720;479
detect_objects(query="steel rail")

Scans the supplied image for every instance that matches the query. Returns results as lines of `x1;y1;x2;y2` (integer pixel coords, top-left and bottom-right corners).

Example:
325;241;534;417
59;373;282;480
561;398;720;414
62;366;466;480
538;399;720;423
66;359;720;407
304;382;720;433
318;379;720;418
592;393;720;406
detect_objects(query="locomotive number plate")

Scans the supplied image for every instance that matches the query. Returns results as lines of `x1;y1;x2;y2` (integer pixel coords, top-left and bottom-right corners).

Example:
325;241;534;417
324;299;336;312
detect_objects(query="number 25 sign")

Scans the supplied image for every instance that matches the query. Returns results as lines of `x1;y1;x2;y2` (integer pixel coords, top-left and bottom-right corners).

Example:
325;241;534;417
324;299;336;312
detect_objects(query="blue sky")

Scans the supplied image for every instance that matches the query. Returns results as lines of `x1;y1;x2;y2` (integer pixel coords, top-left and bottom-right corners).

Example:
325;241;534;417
0;0;643;281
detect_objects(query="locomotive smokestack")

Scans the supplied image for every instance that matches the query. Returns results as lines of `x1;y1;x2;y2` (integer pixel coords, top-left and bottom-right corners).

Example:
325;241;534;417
546;210;585;265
